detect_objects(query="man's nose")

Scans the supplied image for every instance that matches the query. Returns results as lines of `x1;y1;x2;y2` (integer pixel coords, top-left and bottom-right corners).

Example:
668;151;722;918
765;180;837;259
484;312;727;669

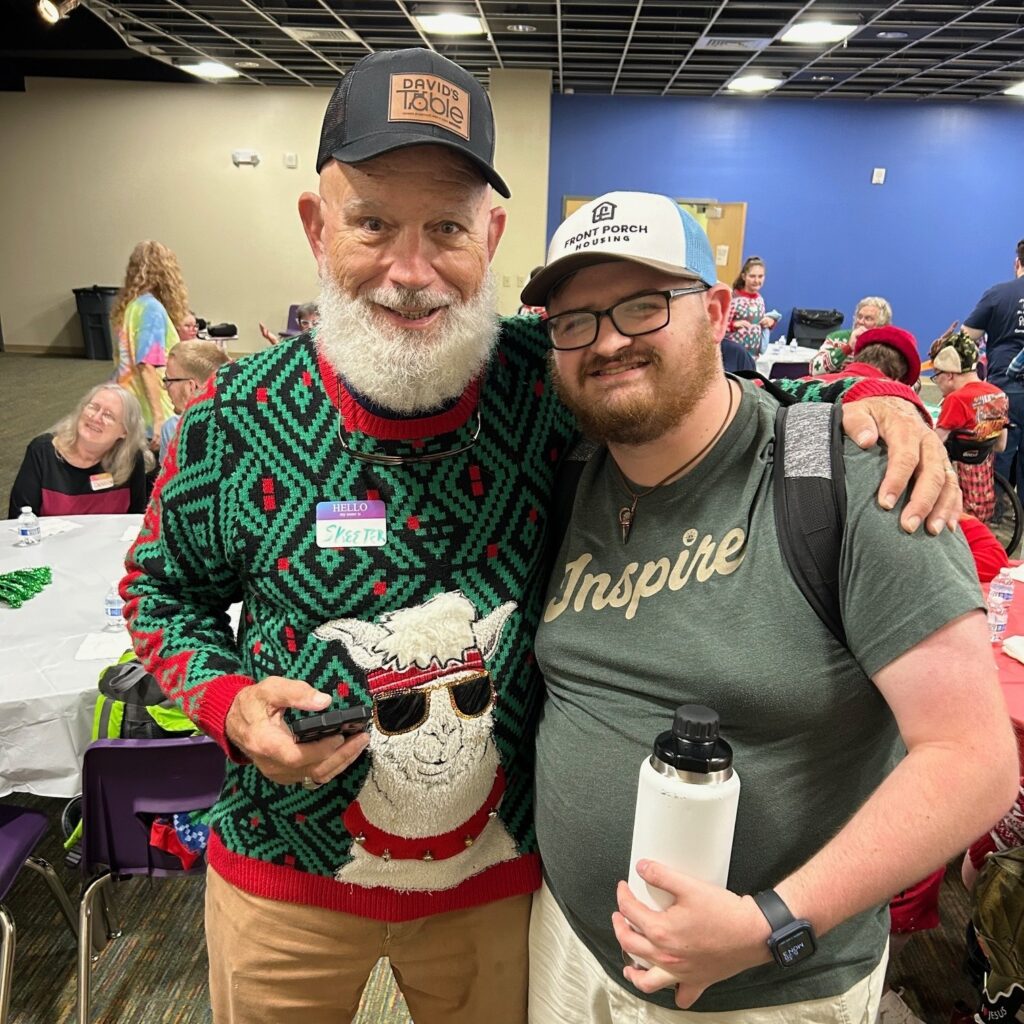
588;312;634;357
385;232;438;292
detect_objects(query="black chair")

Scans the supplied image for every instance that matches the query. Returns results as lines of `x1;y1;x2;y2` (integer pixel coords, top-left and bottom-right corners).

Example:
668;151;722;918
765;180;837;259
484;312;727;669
786;308;844;347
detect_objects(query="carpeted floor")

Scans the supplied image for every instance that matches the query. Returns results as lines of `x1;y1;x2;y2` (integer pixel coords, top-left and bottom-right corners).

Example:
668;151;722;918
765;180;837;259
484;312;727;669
1;792;412;1024
0;353;113;514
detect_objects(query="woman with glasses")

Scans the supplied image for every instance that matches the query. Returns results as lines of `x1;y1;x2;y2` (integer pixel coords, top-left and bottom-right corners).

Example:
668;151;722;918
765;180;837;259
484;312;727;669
7;383;149;518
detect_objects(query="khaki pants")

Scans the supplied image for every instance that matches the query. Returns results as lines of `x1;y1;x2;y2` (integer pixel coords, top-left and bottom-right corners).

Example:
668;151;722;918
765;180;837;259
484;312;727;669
529;881;887;1024
206;867;530;1024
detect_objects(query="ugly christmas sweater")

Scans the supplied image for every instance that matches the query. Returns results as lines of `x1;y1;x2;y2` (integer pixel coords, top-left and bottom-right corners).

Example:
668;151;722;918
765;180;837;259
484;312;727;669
122;320;910;922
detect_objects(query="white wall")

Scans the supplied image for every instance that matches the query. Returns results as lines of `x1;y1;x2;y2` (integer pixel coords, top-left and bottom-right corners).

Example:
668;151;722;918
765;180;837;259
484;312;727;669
0;72;552;356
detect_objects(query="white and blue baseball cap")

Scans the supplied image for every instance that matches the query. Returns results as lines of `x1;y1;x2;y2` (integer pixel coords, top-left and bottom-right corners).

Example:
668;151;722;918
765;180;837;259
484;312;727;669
520;191;718;306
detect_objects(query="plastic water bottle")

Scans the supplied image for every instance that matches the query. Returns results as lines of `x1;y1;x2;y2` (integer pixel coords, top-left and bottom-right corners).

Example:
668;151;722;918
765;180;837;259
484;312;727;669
789;337;799;350
989;569;1015;645
15;506;41;546
104;583;126;631
626;705;741;967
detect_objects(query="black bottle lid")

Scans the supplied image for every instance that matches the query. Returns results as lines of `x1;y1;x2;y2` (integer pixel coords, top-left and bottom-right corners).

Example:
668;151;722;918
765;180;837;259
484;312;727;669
652;704;733;773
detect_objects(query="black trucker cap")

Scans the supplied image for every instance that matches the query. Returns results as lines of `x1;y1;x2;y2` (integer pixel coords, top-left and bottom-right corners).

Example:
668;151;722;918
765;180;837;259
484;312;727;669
316;48;510;198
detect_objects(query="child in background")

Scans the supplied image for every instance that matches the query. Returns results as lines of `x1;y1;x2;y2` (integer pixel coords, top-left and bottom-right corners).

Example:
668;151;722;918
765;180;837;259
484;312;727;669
724;255;777;359
932;332;1008;521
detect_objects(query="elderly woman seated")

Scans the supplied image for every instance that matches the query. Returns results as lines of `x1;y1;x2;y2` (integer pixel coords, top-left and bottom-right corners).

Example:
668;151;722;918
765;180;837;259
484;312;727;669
809;296;893;375
8;383;149;518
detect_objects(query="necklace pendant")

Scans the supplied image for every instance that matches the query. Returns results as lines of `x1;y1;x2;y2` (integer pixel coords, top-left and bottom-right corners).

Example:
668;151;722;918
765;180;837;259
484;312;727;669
619;506;634;544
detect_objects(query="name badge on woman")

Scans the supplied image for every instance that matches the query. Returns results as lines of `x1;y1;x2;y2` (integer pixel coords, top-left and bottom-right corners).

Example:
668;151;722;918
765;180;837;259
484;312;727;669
90;473;114;491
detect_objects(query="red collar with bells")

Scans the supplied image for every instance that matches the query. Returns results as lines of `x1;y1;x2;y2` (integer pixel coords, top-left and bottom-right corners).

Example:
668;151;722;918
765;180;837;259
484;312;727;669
343;766;506;862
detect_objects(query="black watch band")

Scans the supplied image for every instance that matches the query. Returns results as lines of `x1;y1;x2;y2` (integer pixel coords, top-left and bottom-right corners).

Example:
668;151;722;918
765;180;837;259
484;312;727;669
752;890;817;968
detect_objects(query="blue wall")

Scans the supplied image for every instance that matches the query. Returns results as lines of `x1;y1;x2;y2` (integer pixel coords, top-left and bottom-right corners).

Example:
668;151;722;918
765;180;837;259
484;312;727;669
548;95;1024;353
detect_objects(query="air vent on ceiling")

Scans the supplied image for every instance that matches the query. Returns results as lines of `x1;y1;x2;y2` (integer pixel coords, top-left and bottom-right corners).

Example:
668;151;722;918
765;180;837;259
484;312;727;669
695;35;772;52
284;26;360;44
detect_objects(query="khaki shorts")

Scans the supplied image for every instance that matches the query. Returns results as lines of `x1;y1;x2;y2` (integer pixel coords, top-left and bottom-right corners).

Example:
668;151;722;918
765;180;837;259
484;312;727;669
528;880;887;1024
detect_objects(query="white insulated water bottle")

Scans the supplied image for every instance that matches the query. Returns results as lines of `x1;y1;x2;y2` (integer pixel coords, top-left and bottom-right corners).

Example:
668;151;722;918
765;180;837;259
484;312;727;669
626;705;741;965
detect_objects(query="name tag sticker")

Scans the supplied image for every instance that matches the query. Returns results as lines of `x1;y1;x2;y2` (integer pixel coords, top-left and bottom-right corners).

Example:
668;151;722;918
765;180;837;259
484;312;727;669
316;500;387;549
90;473;114;491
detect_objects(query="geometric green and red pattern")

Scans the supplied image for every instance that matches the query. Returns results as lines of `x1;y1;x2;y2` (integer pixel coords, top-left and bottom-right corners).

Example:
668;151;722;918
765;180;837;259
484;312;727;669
122;317;578;921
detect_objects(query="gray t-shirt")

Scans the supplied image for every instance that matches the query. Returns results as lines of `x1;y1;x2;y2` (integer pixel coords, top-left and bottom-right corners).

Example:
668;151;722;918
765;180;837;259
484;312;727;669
534;380;983;1012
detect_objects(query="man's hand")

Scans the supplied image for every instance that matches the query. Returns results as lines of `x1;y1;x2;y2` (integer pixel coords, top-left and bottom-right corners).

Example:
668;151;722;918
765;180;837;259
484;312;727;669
841;397;962;534
929;320;960;359
612;863;770;1009
225;676;369;786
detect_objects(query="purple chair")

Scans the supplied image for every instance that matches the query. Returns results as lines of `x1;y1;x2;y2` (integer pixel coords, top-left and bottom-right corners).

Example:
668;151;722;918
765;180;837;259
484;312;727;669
0;804;78;1024
768;360;811;380
76;737;225;1024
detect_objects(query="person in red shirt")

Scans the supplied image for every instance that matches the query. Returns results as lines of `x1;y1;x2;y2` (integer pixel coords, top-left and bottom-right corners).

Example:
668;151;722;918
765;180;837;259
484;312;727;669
812;324;921;388
933;332;1009;521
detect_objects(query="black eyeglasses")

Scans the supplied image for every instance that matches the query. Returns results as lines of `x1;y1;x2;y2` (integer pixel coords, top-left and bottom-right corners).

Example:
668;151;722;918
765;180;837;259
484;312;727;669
543;285;709;351
161;376;193;390
372;672;495;736
335;382;481;465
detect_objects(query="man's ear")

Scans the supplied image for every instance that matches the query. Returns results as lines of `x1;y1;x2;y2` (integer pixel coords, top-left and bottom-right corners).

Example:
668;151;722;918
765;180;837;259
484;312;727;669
487;205;508;261
705;283;732;340
298;191;326;264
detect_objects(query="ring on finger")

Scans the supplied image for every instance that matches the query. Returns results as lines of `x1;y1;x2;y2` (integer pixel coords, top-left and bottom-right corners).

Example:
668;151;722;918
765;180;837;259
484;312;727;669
301;775;321;791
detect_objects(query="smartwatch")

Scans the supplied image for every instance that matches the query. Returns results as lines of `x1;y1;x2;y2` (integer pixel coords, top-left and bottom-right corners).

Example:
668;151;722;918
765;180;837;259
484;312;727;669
752;890;817;968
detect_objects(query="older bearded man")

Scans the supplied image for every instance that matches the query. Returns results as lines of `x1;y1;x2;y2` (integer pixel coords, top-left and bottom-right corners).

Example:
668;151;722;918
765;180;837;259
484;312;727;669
122;49;960;1024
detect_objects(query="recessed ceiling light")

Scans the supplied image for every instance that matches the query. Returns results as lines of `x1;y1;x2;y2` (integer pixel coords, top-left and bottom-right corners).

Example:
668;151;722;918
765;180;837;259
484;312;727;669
811;74;835;83
726;73;783;93
780;21;857;44
1004;81;1024;97
414;13;484;36
875;30;909;40
506;23;537;33
235;60;261;69
37;0;59;23
179;61;241;80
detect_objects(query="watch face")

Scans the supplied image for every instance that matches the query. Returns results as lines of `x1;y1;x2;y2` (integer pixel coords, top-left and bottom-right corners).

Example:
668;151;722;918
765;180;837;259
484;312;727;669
774;924;816;967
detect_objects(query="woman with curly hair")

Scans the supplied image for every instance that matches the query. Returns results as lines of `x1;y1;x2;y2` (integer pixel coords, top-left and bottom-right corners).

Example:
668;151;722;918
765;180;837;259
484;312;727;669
112;240;189;446
8;383;149;517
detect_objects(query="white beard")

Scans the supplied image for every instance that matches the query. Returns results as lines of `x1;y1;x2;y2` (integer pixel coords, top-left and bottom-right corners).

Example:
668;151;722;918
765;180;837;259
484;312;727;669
316;273;499;414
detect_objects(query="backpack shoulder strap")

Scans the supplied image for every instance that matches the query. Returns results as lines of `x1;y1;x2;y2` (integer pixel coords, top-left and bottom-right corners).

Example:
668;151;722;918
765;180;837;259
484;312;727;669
772;402;848;648
549;439;600;562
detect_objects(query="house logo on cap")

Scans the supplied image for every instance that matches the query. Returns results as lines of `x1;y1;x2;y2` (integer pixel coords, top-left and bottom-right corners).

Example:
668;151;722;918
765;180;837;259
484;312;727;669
592;201;617;224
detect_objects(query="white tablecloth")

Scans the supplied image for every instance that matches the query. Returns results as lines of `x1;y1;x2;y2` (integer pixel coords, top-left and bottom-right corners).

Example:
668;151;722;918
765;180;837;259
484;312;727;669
0;514;142;798
755;345;821;377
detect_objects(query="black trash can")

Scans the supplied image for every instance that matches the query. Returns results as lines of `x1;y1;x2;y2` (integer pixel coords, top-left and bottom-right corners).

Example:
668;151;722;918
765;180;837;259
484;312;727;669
73;285;119;360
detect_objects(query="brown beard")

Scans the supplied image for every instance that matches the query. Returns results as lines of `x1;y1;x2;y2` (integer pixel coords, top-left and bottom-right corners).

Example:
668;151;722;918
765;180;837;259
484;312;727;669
549;320;721;445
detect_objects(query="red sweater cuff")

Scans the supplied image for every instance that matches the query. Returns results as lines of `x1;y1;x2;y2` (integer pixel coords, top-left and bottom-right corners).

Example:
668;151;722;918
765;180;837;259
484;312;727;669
197;674;258;763
843;378;933;427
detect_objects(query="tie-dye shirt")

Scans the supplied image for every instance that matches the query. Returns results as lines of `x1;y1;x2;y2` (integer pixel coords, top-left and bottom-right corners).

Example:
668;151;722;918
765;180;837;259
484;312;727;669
114;292;178;436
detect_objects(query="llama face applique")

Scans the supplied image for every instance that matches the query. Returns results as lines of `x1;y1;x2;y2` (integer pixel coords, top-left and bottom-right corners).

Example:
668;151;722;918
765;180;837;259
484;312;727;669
314;591;519;890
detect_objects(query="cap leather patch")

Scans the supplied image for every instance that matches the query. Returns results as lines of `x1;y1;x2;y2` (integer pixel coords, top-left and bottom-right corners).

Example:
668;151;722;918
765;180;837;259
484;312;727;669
388;73;470;140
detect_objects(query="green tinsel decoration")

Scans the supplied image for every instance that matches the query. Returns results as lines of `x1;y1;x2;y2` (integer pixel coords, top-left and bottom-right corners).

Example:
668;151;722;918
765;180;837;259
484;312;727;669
0;566;53;608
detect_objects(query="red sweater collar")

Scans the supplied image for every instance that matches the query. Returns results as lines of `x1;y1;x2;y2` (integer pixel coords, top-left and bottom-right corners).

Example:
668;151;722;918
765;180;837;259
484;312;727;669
342;767;506;862
316;346;479;442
